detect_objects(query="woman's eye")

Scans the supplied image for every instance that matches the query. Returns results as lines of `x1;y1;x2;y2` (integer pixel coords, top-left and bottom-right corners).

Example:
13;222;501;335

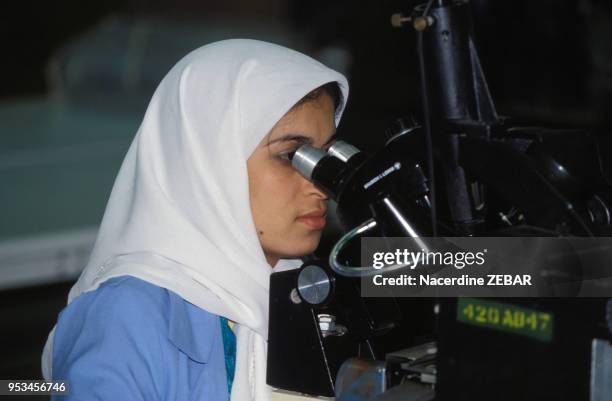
277;150;296;163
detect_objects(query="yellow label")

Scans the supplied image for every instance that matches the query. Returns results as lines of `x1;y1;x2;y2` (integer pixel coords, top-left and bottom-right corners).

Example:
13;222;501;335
457;298;553;342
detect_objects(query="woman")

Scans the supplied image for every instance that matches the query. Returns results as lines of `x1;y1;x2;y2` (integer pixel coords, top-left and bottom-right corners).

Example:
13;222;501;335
41;39;348;401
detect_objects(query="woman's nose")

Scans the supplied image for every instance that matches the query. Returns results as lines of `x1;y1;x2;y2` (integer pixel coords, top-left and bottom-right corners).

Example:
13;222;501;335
302;175;329;200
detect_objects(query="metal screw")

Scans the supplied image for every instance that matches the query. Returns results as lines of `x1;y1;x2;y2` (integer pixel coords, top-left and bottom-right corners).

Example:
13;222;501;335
413;16;435;31
390;13;411;28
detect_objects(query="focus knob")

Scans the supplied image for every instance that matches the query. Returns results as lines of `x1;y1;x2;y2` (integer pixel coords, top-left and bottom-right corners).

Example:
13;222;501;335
297;263;334;306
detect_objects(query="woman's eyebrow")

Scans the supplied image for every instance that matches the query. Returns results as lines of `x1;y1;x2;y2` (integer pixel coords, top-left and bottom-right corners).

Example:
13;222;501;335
267;131;337;147
267;134;313;145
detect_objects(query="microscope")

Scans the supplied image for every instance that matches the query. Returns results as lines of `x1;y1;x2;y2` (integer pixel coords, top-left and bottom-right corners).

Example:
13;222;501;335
267;1;612;400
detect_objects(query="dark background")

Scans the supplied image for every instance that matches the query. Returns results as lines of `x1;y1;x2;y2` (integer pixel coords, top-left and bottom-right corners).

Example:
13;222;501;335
3;0;612;136
1;0;611;391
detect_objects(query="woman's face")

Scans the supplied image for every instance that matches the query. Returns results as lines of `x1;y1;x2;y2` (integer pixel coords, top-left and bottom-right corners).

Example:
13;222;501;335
247;93;336;267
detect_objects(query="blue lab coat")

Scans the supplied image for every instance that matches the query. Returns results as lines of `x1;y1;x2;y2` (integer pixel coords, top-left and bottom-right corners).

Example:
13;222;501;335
50;275;232;401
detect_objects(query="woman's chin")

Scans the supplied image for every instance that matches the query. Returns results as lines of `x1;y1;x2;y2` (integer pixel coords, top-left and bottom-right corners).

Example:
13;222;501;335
285;241;320;259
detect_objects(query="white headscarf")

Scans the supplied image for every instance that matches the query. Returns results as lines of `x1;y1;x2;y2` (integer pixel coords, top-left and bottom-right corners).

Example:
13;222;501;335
41;39;348;401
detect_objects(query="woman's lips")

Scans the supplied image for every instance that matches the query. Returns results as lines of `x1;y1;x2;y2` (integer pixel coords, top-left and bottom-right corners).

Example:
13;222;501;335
297;211;327;230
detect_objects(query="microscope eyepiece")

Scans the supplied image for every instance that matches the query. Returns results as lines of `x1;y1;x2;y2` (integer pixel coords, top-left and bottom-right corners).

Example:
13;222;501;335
327;141;361;162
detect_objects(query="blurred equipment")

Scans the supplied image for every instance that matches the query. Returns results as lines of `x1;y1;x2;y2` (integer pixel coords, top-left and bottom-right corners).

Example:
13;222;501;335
0;15;308;290
268;0;612;400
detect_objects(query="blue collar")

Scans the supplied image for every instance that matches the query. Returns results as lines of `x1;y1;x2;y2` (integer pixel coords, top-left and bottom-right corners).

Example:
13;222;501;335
167;290;218;363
